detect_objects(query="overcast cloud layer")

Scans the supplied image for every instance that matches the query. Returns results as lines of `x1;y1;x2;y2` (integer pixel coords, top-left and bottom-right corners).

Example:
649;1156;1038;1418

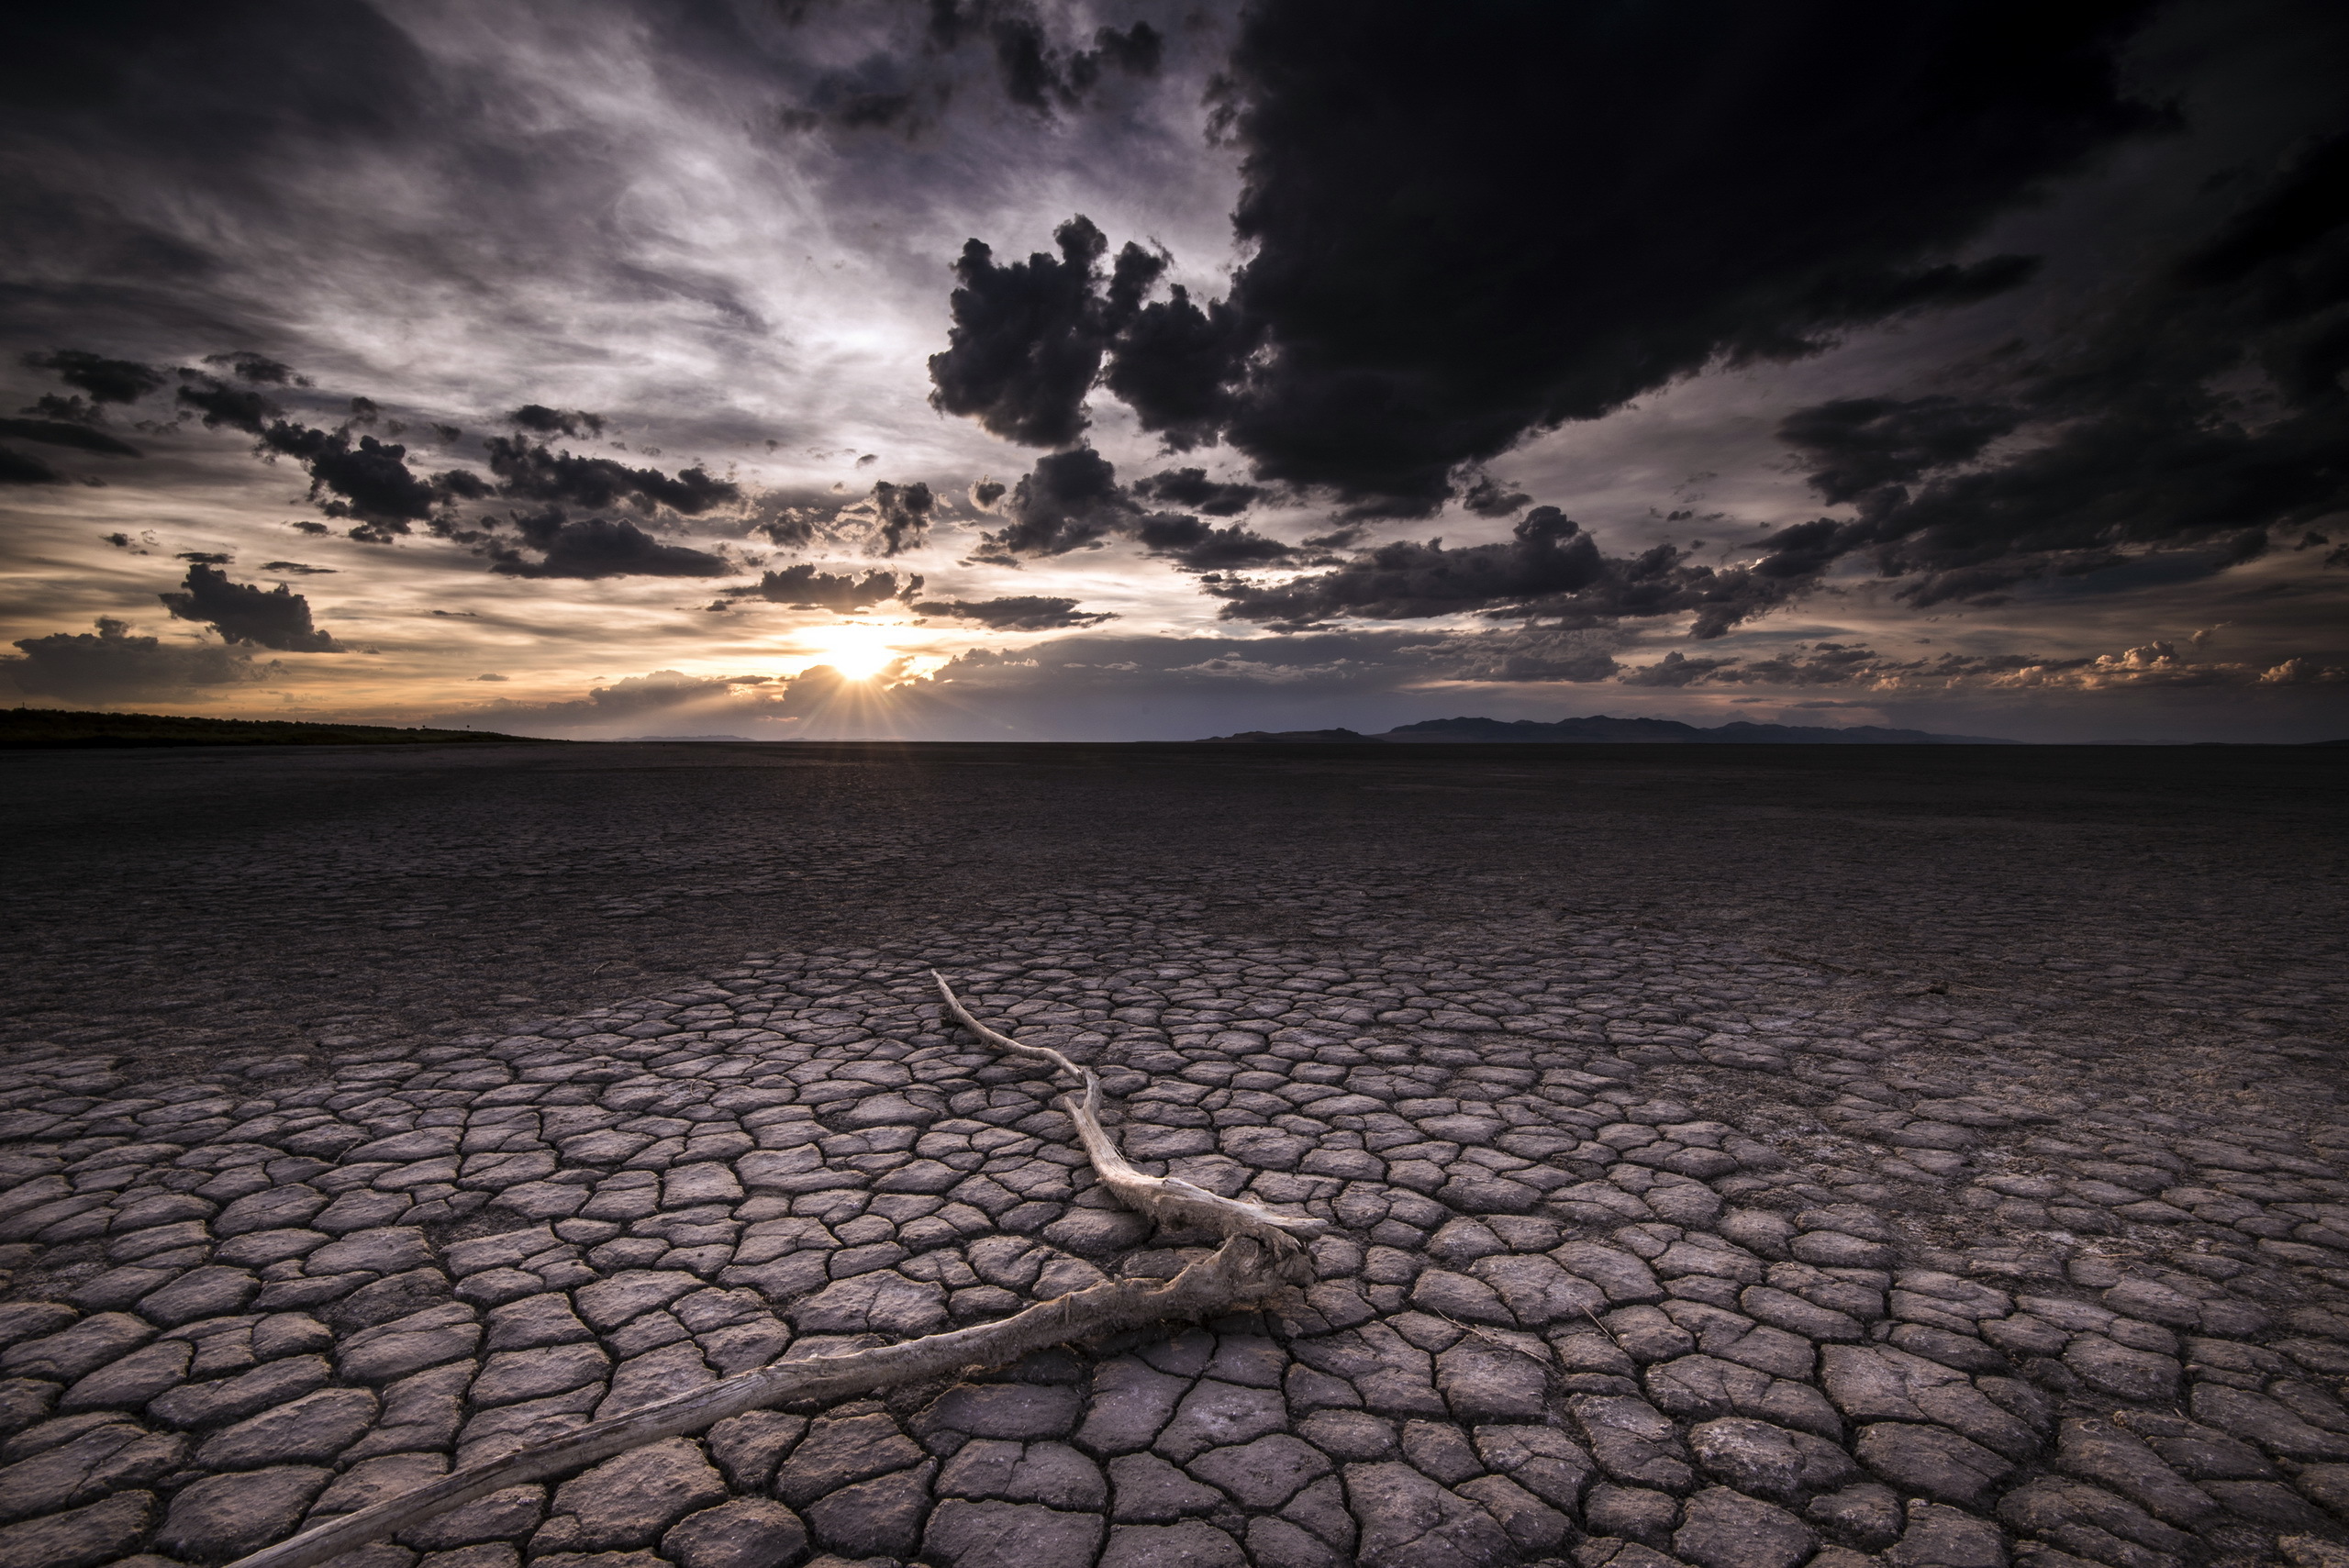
3;0;2345;741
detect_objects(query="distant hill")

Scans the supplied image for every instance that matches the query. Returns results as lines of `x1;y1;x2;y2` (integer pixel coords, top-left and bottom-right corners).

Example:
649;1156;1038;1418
1207;728;1375;743
1200;714;2015;744
0;707;558;749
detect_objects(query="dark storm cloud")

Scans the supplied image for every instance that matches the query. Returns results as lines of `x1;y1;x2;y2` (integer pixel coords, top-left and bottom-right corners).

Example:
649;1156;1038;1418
176;375;278;435
33;341;739;549
489;516;731;581
2;617;267;702
1208;506;1792;636
1130;467;1264;517
0;448;62;485
159;564;341;651
0;6;440;291
937;0;2167;514
975;447;1292;570
1459;474;1532;518
910;595;1114;629
927;217;1164;448
2173;129;2349;292
778;53;932;137
262;423;439;527
727;563;916;609
21;350;166;406
775;5;1158;134
0;418;142;457
1756;124;2349;607
1131;515;1294;571
483;437;740;517
872;480;934;555
979;10;1166;115
1776;398;2022;506
1098;282;1252;453
983;446;1127;554
204;350;304;385
508;406;607;439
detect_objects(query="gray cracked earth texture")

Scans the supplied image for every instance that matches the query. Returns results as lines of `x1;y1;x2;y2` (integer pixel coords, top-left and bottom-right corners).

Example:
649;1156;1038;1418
1;741;2345;1568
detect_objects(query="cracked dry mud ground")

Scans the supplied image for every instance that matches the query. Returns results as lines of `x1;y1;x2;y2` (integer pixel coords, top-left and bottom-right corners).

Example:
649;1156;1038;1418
2;741;2345;1568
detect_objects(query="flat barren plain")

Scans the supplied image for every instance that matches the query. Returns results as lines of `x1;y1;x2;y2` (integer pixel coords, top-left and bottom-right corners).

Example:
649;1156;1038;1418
1;740;2344;1568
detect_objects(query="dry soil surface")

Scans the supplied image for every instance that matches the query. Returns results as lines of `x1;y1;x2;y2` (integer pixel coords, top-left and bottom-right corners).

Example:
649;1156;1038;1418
1;740;2344;1568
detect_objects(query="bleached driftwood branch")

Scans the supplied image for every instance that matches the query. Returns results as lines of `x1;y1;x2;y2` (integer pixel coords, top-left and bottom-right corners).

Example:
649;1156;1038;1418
929;970;1328;1255
223;971;1322;1568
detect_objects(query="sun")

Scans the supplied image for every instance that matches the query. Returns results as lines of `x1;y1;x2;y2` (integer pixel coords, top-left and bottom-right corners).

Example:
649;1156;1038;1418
807;622;896;682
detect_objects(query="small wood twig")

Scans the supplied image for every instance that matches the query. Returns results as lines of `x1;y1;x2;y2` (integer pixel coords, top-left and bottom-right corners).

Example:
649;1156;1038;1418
223;970;1323;1568
1584;1305;1630;1353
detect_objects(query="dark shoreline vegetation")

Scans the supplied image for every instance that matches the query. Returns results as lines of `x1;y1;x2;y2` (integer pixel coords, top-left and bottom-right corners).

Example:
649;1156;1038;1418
0;707;558;749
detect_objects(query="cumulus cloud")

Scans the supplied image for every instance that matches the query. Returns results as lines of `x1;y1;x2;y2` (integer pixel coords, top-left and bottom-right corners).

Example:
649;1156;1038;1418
159;563;342;651
175;373;280;434
482;437;739;516
727;563;915;609
1616;639;2349;692
910;595;1113;629
1776;397;2021;506
488;515;731;580
871;480;934;555
507;405;606;439
262;423;440;527
974;447;1293;571
204;350;303;385
927;215;1166;448
775;8;1163;136
3;617;269;702
1459;473;1533;517
1208;506;1796;636
934;3;2165;513
1130;467;1265;517
21;350;166;406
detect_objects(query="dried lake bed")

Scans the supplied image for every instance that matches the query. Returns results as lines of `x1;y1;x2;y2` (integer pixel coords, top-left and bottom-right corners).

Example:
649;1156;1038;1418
1;740;2344;1568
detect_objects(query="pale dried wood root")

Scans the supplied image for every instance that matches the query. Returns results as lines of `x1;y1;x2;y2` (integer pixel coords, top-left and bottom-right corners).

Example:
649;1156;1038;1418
223;977;1324;1568
930;970;1328;1254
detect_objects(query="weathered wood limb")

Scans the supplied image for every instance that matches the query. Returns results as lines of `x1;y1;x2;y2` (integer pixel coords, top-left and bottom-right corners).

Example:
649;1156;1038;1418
222;977;1324;1568
224;1236;1297;1568
930;970;1328;1253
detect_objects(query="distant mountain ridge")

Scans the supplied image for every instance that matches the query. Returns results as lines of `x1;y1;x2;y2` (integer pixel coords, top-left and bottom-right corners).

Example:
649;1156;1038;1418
1200;714;2017;744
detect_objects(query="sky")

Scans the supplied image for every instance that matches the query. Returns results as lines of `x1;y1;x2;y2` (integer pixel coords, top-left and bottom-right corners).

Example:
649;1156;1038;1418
3;0;2345;743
